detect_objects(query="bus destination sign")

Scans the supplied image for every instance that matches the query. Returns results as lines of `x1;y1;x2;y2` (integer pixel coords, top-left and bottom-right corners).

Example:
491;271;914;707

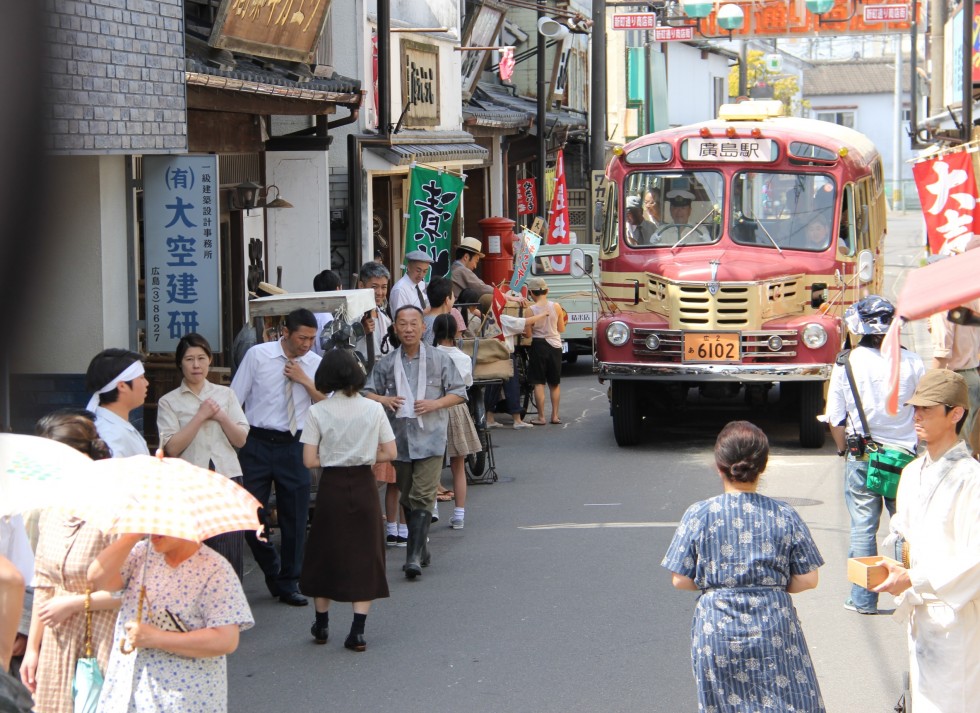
685;138;775;162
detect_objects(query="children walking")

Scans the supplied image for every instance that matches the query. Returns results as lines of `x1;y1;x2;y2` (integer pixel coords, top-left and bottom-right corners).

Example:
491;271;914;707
432;314;481;529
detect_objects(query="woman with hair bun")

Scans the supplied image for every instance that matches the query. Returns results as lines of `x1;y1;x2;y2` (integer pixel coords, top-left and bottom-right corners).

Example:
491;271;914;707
662;420;826;712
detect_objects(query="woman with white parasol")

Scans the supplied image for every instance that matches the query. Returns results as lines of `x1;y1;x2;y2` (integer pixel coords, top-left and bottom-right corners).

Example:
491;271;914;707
85;454;258;712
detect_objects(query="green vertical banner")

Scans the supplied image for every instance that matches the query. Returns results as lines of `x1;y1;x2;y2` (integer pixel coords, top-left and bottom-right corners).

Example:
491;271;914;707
404;166;465;279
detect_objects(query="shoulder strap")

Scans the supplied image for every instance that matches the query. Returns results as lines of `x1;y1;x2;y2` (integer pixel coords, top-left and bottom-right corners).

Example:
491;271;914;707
843;350;872;439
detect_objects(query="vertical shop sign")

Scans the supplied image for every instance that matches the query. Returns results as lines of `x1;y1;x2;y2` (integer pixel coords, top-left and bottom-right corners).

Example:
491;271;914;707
516;178;537;215
509;228;543;292
144;155;221;352
404;166;465;279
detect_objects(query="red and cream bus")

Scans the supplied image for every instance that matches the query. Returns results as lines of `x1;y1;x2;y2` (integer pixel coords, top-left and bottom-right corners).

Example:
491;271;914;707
593;100;886;447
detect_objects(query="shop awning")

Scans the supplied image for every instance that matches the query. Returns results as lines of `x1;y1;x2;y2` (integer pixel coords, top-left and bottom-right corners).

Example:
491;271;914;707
365;142;489;166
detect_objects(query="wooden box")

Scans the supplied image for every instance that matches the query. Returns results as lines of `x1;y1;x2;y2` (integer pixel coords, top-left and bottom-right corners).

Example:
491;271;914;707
847;556;901;590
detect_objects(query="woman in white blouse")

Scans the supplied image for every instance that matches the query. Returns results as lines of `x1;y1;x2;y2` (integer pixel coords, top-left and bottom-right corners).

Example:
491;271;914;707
157;333;250;579
299;348;396;652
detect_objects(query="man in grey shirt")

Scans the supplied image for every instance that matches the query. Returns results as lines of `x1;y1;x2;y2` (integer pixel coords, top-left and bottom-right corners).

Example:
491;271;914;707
450;236;493;298
364;305;466;579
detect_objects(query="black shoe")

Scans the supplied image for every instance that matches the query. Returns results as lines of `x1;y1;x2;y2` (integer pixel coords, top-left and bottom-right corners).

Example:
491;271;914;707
264;575;282;598
396;535;408;547
311;622;328;644
344;633;366;652
279;591;308;606
386;534;397;547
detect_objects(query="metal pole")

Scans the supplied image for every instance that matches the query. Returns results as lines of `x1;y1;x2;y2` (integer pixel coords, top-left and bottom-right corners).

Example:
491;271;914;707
963;0;973;142
645;32;655;132
893;39;903;211
590;0;606;174
930;0;946;114
739;40;748;98
537;2;547;221
378;0;390;136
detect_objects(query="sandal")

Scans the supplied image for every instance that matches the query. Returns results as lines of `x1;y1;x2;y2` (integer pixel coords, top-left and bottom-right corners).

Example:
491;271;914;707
437;490;455;502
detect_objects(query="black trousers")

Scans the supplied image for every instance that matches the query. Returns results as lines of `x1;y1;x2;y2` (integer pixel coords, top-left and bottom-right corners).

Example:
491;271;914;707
239;431;310;594
204;476;246;582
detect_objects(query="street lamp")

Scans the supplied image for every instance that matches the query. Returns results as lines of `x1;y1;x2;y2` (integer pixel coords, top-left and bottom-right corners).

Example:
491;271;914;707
677;0;746;39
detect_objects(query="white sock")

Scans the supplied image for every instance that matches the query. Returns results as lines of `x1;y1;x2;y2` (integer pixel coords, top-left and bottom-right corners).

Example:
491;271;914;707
454;507;465;520
386;521;397;537
398;523;408;538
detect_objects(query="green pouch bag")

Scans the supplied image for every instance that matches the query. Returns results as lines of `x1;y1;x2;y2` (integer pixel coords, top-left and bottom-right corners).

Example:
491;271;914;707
865;446;915;499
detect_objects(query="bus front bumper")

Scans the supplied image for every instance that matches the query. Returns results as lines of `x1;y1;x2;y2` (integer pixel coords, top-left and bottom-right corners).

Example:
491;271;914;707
597;362;831;382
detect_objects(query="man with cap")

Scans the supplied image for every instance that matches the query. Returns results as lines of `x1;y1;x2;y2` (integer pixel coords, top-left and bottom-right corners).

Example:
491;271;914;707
874;369;980;713
84;348;150;457
624;195;657;245
389;250;433;316
821;295;925;615
450;237;493;299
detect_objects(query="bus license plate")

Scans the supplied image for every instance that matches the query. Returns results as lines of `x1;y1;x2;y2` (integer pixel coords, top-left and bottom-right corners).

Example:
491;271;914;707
682;332;740;363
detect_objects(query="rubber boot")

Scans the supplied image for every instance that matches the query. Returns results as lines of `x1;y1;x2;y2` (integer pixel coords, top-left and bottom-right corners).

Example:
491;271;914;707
404;509;430;579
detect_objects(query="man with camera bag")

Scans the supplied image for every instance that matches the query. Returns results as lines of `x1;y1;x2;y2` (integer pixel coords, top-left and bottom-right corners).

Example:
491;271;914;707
822;296;925;614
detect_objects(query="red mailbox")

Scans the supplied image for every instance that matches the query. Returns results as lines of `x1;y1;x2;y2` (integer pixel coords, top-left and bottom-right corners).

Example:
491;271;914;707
477;217;518;287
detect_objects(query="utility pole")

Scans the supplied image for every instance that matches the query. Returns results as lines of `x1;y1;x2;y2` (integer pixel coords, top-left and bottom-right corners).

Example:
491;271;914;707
537;2;547;221
892;39;903;211
589;0;606;174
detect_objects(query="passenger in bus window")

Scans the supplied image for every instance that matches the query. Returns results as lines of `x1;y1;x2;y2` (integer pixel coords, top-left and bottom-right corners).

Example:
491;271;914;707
625;195;657;245
643;188;662;225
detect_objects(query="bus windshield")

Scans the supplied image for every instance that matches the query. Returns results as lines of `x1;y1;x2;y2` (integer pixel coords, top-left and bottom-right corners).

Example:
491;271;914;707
730;172;837;252
623;171;724;248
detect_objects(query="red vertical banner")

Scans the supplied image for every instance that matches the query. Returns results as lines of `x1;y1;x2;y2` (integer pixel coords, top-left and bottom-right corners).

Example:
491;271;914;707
546;150;569;244
516;178;537;216
913;151;980;255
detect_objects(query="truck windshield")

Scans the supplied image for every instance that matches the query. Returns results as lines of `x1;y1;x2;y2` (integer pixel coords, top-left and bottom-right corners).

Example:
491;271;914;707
622;171;724;248
730;172;837;252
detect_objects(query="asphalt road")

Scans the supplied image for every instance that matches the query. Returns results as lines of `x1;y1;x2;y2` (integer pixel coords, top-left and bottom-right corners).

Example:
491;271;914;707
229;211;926;712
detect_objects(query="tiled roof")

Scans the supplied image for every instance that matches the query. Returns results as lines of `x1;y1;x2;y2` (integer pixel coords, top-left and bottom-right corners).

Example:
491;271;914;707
475;82;587;130
366;142;489;166
803;57;911;96
184;35;361;102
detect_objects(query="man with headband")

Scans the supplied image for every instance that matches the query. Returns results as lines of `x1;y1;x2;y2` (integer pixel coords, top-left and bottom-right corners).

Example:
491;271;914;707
84;348;150;457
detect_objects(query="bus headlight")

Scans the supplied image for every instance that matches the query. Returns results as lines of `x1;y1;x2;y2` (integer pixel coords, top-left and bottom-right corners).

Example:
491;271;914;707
645;334;661;350
801;323;828;349
606;321;631;347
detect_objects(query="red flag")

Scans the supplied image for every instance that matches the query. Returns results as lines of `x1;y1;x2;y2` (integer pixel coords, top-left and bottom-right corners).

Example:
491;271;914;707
546;150;570;244
881;320;903;415
912;151;980;255
499;47;515;82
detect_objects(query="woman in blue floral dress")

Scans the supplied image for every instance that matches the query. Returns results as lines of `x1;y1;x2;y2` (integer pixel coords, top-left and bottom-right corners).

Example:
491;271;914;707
662;421;826;712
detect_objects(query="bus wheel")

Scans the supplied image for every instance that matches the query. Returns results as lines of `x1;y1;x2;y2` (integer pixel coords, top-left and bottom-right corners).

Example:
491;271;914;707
799;381;826;448
611;381;641;446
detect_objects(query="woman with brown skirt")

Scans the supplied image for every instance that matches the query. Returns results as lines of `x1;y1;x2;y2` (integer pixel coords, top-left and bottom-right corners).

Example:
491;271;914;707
299;349;397;652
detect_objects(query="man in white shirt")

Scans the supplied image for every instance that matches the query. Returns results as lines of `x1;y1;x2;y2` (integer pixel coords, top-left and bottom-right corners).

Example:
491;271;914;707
822;296;925;615
231;308;324;606
875;369;980;713
84;348;150;458
388;250;433;315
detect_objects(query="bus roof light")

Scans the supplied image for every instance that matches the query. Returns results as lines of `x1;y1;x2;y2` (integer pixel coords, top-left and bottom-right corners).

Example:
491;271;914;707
751;128;763;139
700;127;712;138
726;127;737;138
838;147;848;158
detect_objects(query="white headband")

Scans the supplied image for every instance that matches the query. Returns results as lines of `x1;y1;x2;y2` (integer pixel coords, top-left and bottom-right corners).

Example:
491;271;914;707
86;361;145;412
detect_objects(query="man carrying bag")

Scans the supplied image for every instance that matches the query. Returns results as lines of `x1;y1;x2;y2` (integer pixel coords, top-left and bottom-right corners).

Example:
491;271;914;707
821;296;925;615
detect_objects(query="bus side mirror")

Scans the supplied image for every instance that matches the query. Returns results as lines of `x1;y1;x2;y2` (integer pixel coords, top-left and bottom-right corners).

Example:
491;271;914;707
857;249;874;283
593;201;604;232
570;247;590;278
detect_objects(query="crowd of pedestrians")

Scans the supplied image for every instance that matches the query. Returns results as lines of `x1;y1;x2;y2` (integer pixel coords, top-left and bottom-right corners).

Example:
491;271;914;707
3;260;980;713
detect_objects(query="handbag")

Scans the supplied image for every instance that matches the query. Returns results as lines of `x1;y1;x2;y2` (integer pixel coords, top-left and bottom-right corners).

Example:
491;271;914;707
72;590;104;713
457;338;511;365
842;353;914;499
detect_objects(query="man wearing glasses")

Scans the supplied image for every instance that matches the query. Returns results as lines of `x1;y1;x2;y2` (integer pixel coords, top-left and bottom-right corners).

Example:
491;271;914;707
388;250;433;315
